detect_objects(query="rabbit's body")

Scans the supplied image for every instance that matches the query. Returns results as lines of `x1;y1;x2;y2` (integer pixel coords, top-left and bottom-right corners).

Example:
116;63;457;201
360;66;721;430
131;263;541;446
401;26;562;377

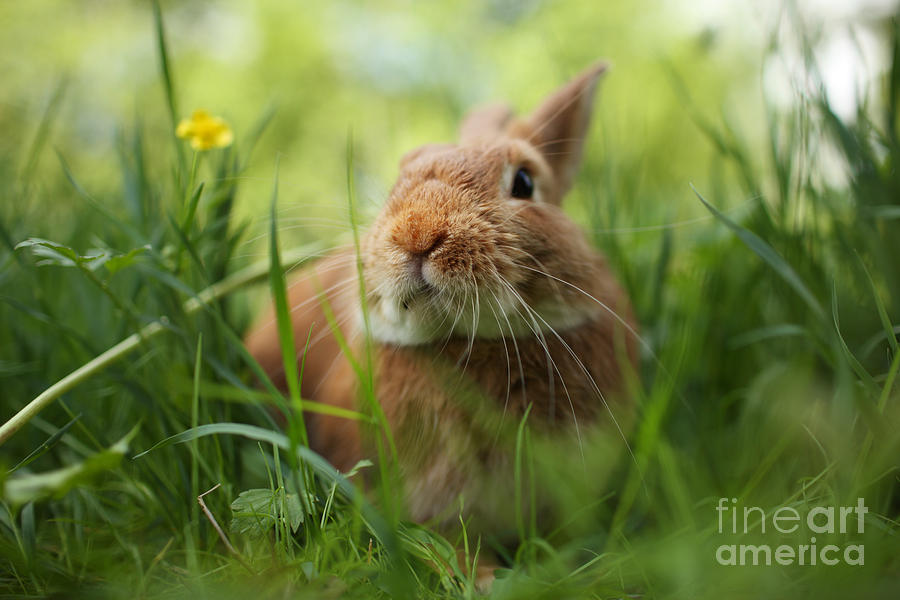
245;62;637;534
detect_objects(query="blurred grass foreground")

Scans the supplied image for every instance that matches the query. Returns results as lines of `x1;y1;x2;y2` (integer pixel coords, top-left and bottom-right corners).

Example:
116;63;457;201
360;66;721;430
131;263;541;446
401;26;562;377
1;1;899;598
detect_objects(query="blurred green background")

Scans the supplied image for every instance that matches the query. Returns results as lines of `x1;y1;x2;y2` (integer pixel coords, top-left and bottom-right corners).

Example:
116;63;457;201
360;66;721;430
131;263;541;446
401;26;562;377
1;0;771;244
1;0;899;598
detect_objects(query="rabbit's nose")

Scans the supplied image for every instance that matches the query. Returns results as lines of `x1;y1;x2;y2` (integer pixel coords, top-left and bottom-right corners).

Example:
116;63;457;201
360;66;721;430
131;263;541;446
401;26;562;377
391;216;447;288
390;215;447;258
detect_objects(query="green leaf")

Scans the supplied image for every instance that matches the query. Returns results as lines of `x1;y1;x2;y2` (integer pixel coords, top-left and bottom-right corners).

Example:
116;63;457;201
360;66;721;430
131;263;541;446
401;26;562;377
345;459;373;478
104;245;150;276
134;423;399;554
284;490;305;532
16;238;150;278
15;238;107;269
230;488;278;537
230;487;312;537
3;425;139;506
284;494;302;533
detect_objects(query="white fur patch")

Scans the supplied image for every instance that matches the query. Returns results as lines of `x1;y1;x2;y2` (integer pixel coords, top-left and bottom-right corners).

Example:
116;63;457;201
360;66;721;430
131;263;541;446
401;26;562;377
363;289;598;346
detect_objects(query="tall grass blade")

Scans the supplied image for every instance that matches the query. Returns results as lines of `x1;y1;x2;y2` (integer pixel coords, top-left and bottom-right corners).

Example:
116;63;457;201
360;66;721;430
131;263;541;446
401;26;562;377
857;254;898;355
693;185;825;320
151;0;178;134
266;163;308;447
8;414;81;474
20;79;67;184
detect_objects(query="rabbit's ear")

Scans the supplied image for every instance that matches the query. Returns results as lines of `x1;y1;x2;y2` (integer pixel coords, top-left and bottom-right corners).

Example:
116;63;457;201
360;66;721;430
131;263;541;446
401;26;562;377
459;102;513;144
513;62;607;204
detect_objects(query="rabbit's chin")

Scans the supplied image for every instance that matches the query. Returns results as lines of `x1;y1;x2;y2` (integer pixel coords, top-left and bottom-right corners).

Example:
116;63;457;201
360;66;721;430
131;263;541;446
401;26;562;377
362;288;599;347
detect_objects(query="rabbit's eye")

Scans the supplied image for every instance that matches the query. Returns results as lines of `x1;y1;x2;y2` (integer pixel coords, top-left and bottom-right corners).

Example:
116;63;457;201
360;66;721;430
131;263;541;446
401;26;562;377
511;167;534;199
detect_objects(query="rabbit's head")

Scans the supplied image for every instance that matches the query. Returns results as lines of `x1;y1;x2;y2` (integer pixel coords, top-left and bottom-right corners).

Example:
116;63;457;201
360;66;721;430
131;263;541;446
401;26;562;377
362;63;616;345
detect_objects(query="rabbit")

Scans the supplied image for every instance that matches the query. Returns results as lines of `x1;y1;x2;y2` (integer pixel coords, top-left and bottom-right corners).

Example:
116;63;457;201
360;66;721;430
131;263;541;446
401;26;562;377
245;61;638;542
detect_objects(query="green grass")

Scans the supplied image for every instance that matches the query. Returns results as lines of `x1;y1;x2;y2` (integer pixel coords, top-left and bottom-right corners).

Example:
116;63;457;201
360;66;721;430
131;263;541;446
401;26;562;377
1;5;899;599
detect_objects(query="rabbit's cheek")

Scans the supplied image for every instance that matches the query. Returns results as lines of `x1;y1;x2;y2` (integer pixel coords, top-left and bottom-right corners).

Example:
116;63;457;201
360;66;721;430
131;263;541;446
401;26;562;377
431;220;495;278
427;249;471;285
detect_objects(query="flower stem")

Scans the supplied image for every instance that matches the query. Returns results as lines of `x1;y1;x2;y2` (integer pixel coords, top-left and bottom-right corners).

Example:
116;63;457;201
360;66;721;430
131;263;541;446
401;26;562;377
182;151;201;229
175;151;201;273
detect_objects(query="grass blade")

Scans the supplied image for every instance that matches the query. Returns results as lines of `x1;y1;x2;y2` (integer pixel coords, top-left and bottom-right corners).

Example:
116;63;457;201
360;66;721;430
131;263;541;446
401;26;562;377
693;185;825;321
830;283;876;390
857;253;898;355
151;0;178;134
266;162;308;447
0;246;319;447
19;79;67;184
7;414;81;474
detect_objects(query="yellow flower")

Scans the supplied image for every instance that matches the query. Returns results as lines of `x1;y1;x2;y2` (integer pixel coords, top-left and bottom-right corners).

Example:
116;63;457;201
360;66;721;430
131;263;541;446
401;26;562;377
175;109;234;150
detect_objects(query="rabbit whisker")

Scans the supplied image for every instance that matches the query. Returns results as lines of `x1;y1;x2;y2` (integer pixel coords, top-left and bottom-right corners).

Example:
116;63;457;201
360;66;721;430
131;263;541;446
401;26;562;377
485;287;521;449
516;263;652;357
500;273;641;473
497;275;591;462
494;274;562;425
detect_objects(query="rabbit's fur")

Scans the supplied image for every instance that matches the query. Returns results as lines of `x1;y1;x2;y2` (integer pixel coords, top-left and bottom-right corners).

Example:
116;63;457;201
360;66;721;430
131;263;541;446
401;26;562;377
245;62;637;535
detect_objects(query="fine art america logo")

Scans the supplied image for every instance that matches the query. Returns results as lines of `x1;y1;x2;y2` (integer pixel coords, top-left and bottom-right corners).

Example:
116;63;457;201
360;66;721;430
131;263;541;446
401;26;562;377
715;497;867;566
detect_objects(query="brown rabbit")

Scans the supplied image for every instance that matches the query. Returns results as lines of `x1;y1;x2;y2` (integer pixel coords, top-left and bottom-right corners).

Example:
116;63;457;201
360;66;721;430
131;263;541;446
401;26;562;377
245;62;638;539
